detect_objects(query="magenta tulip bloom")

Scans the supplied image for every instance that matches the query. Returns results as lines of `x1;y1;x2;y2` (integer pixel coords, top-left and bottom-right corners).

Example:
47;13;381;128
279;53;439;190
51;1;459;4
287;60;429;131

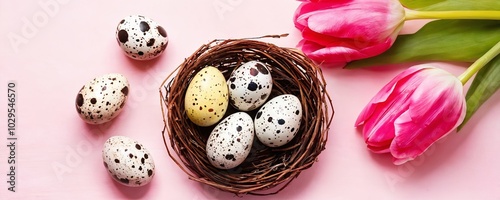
294;0;405;66
355;65;466;165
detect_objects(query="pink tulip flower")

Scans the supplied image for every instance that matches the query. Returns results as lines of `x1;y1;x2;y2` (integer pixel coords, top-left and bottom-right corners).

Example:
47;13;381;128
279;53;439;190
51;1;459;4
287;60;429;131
294;0;405;66
355;65;466;165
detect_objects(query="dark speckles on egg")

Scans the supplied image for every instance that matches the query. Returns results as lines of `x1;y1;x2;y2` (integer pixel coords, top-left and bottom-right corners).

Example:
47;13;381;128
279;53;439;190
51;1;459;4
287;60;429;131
255;62;269;74
76;93;84;107
184;67;228;127
157;26;167;37
249;68;259;76
116;15;168;60
247;82;258;91
256;111;262;119
118;30;128;43
121;86;129;96
227;61;273;111
103;136;155;187
225;154;236;161
254;94;302;147
146;38;155;47
139;21;150;32
206;112;254;169
76;73;129;124
119;178;130;184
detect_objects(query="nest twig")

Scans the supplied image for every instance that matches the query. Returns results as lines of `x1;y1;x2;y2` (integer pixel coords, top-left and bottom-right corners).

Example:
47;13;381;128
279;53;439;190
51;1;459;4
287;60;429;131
159;35;334;195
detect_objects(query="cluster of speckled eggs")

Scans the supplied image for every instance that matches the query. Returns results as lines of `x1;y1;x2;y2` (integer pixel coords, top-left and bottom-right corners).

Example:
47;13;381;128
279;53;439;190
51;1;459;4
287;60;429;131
184;61;303;170
74;15;168;187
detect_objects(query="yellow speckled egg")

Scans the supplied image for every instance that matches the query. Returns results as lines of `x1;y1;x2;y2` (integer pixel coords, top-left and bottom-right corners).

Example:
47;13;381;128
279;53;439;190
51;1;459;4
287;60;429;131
184;66;229;127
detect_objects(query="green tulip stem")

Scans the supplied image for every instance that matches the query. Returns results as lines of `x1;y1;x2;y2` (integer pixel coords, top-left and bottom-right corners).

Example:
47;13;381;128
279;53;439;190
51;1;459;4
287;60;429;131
405;10;500;20
458;41;500;85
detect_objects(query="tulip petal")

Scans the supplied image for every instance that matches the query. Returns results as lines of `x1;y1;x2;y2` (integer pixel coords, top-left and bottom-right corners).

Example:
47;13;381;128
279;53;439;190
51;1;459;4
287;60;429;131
390;68;466;165
293;0;405;65
306;0;404;40
360;67;432;153
300;26;352;47
361;92;409;152
299;34;396;64
355;66;424;126
299;40;346;65
294;0;352;30
307;7;390;42
407;69;465;124
367;144;391;153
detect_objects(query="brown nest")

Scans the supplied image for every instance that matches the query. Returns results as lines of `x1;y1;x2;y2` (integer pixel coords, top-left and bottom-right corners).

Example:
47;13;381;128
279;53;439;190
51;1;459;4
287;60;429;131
160;34;334;195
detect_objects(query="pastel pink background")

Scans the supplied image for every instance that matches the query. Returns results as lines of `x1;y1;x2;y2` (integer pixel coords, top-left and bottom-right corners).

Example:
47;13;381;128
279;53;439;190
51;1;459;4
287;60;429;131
1;0;500;199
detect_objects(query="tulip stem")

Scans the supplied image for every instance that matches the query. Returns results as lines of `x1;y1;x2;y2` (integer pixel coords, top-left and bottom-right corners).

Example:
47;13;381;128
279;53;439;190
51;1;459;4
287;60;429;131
405;9;500;20
458;41;500;85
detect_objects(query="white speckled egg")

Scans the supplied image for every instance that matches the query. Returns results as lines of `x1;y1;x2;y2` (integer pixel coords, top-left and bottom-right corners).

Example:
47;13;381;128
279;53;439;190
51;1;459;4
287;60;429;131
255;94;302;147
227;61;273;111
206;112;254;169
116;15;168;60
184;66;229;127
75;73;129;124
102;136;155;187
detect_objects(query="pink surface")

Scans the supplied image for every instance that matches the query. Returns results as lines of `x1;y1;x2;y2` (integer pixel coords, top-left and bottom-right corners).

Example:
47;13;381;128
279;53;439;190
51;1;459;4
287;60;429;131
1;1;500;199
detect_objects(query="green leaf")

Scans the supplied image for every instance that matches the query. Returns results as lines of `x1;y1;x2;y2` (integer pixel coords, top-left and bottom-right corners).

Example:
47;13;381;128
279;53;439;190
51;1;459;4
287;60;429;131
400;0;500;11
345;20;500;69
458;55;500;130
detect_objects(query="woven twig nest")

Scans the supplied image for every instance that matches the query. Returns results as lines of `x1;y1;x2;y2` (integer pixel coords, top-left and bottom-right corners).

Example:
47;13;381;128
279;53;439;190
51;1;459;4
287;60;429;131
160;35;334;195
